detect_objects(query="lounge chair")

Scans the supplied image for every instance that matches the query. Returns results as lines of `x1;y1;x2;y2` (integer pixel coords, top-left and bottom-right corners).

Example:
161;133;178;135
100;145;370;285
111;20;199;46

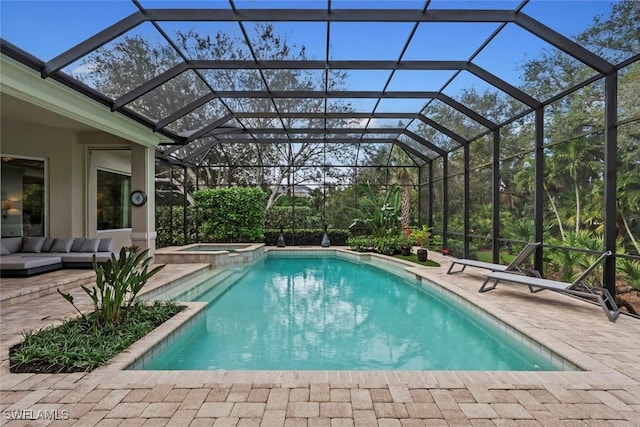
446;242;541;275
480;251;620;322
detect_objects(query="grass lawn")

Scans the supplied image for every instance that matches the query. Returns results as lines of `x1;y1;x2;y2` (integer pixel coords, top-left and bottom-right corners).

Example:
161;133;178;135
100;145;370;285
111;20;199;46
393;253;440;267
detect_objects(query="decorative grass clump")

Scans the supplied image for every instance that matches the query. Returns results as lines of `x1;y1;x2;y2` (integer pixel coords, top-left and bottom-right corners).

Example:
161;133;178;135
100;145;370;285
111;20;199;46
10;301;183;374
393;253;440;267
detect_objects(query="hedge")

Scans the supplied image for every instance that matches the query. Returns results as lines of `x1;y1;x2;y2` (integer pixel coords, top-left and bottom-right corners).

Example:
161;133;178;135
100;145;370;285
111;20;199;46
193;187;267;242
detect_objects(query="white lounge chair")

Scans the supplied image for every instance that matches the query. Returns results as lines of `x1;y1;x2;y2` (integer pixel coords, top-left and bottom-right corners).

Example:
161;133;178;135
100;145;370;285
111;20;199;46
446;242;541;275
480;251;620;322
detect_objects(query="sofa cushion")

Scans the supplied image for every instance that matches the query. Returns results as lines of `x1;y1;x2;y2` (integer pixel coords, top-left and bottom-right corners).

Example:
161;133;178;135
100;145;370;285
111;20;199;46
71;238;85;252
60;252;113;264
79;238;100;253
50;238;74;253
21;237;45;253
98;237;114;252
0;255;62;270
0;242;9;255
41;237;56;252
1;237;23;254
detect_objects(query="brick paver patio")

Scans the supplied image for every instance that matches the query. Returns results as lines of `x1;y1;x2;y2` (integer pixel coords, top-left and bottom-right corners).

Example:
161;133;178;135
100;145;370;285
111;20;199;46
1;250;639;426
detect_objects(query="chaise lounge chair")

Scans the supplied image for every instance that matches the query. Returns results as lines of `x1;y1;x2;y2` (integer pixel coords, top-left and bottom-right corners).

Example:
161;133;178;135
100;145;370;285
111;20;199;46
480;251;620;322
447;242;541;275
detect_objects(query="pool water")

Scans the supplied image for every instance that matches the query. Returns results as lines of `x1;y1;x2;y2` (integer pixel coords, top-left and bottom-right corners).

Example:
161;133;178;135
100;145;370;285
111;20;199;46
143;256;560;371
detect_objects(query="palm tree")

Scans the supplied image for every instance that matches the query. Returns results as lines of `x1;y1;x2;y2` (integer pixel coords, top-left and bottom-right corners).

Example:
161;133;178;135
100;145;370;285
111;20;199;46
513;155;566;239
396;167;413;235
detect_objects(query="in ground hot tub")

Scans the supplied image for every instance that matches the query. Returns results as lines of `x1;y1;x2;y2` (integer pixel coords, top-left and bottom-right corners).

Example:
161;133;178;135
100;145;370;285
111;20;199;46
154;243;265;268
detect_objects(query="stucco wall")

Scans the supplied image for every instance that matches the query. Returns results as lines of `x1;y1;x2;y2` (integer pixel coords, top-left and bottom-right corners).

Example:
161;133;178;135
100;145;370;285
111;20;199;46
87;147;133;251
1;118;133;249
1;118;82;238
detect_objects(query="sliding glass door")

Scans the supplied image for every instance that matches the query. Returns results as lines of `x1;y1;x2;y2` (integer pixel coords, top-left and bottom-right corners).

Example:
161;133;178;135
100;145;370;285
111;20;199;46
1;156;46;237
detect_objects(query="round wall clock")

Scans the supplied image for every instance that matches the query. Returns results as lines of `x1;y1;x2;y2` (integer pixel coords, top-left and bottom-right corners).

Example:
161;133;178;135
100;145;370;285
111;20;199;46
130;190;147;207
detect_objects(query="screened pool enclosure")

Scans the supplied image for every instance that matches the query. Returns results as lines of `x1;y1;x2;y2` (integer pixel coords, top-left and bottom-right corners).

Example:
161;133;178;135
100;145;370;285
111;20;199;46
1;0;638;301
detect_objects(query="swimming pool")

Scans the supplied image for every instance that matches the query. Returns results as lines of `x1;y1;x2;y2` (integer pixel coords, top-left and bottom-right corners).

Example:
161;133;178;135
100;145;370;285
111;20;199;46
138;254;567;371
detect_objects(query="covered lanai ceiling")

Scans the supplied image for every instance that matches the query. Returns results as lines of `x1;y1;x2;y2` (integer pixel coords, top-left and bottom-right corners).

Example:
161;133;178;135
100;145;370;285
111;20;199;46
0;0;630;169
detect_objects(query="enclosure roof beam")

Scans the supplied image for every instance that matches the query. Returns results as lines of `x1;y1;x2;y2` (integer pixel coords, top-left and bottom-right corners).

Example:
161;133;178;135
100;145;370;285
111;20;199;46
394;141;431;162
466;63;540;108
436;94;498;130
195;127;447;156
401;130;447;156
42;11;146;77
112;63;189;111
113;60;539;110
144;8;518;23
159;137;432;163
218;127;405;135
515;13;614;74
179;140;221;163
169;137;404;144
233;112;422;119
183;113;235;143
41;8;513;78
184;59;469;70
154;92;218;131
180;90;442;99
416;116;469;146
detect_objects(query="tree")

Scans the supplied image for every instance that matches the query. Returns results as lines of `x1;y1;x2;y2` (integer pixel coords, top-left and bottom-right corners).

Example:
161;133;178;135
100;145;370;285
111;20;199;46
74;23;355;211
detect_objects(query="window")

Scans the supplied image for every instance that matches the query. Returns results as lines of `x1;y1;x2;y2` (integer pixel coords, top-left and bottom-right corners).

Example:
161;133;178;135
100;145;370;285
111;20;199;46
1;156;46;237
97;170;131;230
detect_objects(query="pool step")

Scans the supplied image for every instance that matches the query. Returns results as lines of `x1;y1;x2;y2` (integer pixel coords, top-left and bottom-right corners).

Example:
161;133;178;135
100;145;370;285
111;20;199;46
156;267;249;303
142;267;227;302
188;268;250;303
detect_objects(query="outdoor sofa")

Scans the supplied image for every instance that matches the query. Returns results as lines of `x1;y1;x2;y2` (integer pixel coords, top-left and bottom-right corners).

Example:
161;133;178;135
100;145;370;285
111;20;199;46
0;236;116;277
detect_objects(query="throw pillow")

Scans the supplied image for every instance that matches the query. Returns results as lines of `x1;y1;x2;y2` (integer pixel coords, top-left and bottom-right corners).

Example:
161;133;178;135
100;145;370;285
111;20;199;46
41;237;55;252
71;238;85;252
98;237;114;252
79;238;100;253
50;238;74;253
0;242;9;255
21;236;45;253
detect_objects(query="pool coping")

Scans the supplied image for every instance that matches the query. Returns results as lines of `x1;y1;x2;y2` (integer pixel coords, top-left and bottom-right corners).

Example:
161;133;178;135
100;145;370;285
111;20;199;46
92;247;637;386
157;242;265;254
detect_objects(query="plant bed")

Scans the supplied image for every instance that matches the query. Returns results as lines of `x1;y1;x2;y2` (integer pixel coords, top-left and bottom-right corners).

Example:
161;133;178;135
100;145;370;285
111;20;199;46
10;301;184;373
393;253;440;267
9;246;177;374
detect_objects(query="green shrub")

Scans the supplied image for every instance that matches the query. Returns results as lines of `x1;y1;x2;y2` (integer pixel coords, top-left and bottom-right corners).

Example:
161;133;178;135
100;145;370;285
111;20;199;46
347;235;374;252
155;205;198;247
374;236;402;256
265;206;323;229
194;187;267;242
59;247;164;328
347;235;403;255
619;258;640;291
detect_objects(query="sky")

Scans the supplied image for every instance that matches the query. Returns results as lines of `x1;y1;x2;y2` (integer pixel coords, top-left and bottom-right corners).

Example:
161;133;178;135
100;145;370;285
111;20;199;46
0;0;619;118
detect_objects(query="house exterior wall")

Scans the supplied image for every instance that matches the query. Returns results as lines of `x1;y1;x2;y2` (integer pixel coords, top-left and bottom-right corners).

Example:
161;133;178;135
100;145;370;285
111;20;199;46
1;118;83;238
1;119;134;250
87;147;133;251
1;54;163;254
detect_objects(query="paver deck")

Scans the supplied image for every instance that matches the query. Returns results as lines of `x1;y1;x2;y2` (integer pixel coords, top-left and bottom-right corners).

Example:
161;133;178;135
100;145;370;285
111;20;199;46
1;250;639;426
